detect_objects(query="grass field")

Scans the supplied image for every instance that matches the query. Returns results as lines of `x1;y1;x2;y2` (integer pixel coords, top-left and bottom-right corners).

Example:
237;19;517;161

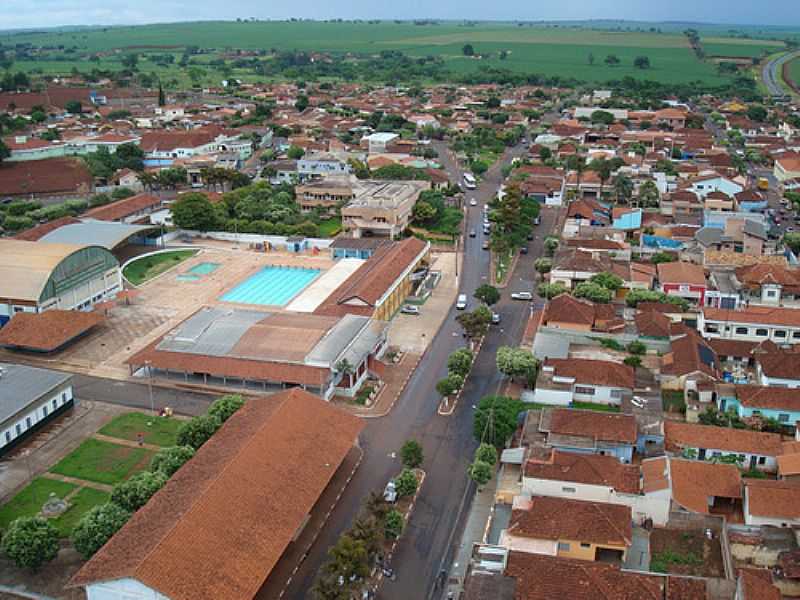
0;478;76;532
123;250;198;285
98;412;182;447
51;438;153;485
4;21;792;85
50;487;110;536
317;217;342;237
788;57;800;90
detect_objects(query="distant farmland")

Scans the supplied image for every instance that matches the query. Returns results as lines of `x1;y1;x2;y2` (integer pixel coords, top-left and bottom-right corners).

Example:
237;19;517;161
2;20;792;86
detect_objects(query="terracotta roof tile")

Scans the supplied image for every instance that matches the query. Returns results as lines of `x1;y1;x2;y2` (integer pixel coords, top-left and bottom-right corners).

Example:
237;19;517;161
546;408;637;445
0;157;92;197
665;420;783;457
669;458;741;514
703;305;800;328
507;496;632;547
543;358;635;390
734;385;800;411
657;261;706;286
745;479;800;520
525;450;640;494
0;310;104;352
738;569;782;600
84;193;161;222
70;388;363;600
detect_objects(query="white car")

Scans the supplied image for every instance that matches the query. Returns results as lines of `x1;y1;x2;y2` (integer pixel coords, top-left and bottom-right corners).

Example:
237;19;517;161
383;480;398;503
400;305;420;315
510;292;533;301
469;198;478;206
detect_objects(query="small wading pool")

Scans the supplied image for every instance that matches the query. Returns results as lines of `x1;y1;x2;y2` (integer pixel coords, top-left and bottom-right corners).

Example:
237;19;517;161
188;262;220;275
220;266;321;306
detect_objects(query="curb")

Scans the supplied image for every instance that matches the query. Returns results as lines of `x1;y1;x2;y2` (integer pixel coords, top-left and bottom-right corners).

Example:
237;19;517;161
438;335;485;417
354;354;423;420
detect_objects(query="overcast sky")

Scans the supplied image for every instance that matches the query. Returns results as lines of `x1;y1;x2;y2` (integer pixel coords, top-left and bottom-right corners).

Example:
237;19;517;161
2;0;798;30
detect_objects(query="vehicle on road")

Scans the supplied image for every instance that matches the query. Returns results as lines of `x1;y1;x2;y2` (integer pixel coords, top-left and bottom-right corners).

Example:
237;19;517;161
758;177;769;191
510;291;533;301
383;480;398;503
631;396;645;409
491;313;501;324
469;198;478;206
456;294;468;310
527;232;534;241
482;240;490;250
520;245;529;254
533;216;541;226
469;229;476;237
400;305;420;315
463;173;476;190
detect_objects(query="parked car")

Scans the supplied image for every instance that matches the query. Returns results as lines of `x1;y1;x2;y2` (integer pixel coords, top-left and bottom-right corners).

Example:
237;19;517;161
469;198;478;206
456;294;468;310
482;240;490;250
520;245;529;254
469;229;477;237
400;305;420;315
526;232;534;241
383;480;398;503
491;312;501;324
511;291;533;301
533;216;541;225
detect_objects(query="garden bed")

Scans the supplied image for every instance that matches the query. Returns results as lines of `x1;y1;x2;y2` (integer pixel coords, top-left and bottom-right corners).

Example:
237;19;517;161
123;250;198;285
649;528;725;578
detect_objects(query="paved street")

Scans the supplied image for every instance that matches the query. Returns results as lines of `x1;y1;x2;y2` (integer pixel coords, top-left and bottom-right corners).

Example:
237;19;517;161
762;50;800;97
278;140;556;600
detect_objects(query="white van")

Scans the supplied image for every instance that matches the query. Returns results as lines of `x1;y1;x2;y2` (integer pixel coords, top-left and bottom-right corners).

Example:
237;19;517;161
456;294;468;310
463;173;476;190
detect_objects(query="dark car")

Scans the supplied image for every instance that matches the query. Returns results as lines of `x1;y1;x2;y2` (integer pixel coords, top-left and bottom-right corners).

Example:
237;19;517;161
520;245;529;254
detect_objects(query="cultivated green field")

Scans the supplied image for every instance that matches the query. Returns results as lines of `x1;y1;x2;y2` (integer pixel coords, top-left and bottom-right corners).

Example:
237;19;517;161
789;57;800;90
3;21;796;85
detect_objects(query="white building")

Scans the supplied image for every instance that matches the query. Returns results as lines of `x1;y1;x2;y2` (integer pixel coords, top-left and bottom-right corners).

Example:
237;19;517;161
363;132;398;154
699;306;800;345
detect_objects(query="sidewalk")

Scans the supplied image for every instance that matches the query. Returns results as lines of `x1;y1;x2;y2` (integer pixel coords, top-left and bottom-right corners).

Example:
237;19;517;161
442;472;499;599
336;353;421;418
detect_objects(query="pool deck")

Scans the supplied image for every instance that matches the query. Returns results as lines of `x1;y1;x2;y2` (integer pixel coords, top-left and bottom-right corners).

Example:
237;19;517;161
286;258;365;313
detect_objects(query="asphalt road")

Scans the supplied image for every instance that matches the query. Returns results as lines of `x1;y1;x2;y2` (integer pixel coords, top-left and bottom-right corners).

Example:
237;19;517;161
762;50;800;97
277;140;550;600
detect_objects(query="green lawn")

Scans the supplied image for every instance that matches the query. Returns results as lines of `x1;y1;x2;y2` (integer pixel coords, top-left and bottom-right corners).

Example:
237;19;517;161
0;478;76;532
51;488;110;536
123;250;198;285
99;412;182;447
570;401;621;413
662;390;687;414
51;439;153;485
317;217;342;238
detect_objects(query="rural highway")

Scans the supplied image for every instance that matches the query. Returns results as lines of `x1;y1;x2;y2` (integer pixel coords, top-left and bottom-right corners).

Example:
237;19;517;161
762;50;800;96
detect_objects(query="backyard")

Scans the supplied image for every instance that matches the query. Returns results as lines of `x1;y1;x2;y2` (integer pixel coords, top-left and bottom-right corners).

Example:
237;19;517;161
0;412;180;537
649;527;725;578
122;250;198;285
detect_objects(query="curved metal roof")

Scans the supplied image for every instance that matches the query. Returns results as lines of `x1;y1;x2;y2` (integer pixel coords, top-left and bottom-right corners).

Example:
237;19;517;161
39;219;155;250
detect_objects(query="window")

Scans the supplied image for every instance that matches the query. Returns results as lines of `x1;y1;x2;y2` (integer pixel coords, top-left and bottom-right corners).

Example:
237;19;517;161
755;329;768;337
42;406;48;417
25;417;32;429
610;389;623;399
735;327;748;335
793;332;800;339
758;456;767;465
775;330;787;338
561;486;576;493
574;386;595;396
5;432;10;444
779;413;790;422
15;424;21;436
558;542;571;551
61;393;66;403
580;542;592;549
767;290;777;297
752;410;761;416
52;399;57;410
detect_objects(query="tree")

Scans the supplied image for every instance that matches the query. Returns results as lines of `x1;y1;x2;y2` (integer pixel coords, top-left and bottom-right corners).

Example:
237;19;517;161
176;414;222;450
110;470;168;512
604;54;620;67
539;146;552;161
474;284;500;306
746;105;767;122
325;534;370;582
150;445;195;477
468;460;493;485
784;232;800;254
534;257;552;276
447;348;474;378
638;180;660;208
294;94;309;112
456;305;492;339
462;44;475;57
486;96;501;109
473;395;524;447
651;251;676;264
1;517;59;570
158;81;166;107
613;174;634;204
475;442;498;466
395;468;418;497
537;282;568;300
544;236;559;256
287;145;305;159
627;340;647;356
633;55;651;69
412;200;436;223
171;192;219;231
384;509;404;539
207;394;245;422
400;440;424;468
436;373;464;397
623;355;642;369
496;346;539;386
573;281;613;303
0;139;9;164
121;53;139;70
590;110;615;126
65;100;82;114
590;272;623;292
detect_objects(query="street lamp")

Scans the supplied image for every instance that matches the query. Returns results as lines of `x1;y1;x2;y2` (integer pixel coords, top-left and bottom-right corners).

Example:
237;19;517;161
145;360;155;415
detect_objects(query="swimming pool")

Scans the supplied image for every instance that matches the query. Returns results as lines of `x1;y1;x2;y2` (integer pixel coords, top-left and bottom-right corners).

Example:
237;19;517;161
220;266;321;306
189;262;220;275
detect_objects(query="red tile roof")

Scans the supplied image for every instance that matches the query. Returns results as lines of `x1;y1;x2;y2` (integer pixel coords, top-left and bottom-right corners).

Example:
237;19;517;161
507;496;632;547
664;420;783;457
734;385;800;411
84;193;161;222
543;358;635;390
657;261;706;286
703;305;800;328
0;158;92;197
70;388;363;600
525;450;640;494
0;310;104;352
669;458;742;514
738;569;782;600
546;408;637;445
745;479;800;520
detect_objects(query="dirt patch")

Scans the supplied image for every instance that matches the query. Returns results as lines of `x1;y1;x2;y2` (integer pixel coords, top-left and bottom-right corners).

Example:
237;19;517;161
650;528;724;577
0;545;85;599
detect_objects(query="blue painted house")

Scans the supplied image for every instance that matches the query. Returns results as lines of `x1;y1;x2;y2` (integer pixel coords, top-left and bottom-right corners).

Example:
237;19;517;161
612;208;642;231
717;385;800;431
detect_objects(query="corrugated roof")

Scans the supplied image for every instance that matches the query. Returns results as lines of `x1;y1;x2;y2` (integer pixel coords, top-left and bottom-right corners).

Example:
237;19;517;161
0;363;72;424
39;220;153;250
70;388;364;600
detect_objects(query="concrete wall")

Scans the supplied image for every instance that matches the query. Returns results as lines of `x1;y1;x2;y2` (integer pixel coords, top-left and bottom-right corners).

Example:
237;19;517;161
87;578;170;600
0;382;74;454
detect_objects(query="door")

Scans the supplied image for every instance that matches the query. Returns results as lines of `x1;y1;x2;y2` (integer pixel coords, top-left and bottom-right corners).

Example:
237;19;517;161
749;455;757;470
698;448;706;460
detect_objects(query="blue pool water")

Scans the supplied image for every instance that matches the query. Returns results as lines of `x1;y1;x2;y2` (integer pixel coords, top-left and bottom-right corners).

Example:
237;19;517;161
189;262;220;275
220;266;321;306
176;274;200;282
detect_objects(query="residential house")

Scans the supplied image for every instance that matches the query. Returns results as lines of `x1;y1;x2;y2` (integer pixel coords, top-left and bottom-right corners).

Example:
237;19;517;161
522;451;671;525
668;458;742;517
297;152;352;179
774;152;800;184
734;263;800;306
499;496;632;563
86;193;162;224
700;305;800;345
718;385;800;432
660;327;720;388
536;408;638;463
362;132;398;154
529;358;634;407
664;420;782;472
743;480;800;528
735;568;783;600
686;173;744;199
657;261;707;305
539;294;624;333
755;348;800;387
341;179;430;239
295;176;355;213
